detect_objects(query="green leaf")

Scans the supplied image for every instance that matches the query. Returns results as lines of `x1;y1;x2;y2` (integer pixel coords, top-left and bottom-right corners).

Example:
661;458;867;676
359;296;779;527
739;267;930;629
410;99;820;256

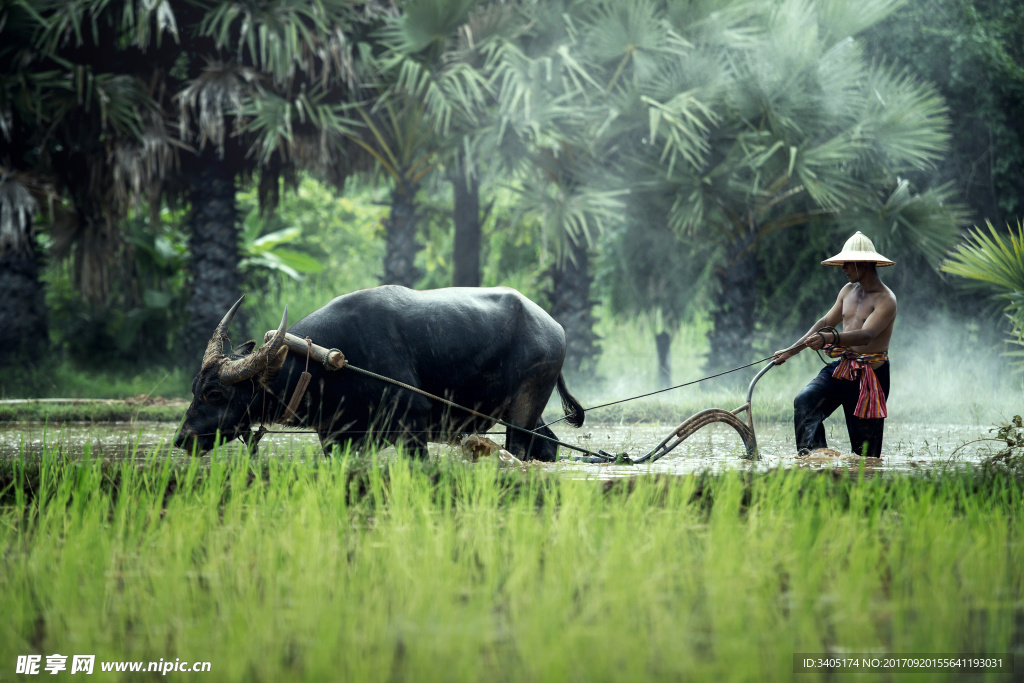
250;226;303;251
268;247;326;274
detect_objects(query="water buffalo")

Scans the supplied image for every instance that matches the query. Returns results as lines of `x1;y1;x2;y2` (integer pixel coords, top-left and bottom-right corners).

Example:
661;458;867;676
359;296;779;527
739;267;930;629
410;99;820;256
173;286;585;460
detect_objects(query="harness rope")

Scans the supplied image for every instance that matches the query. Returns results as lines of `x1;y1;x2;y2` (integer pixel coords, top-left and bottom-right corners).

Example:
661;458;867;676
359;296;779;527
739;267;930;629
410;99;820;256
217;328;850;464
240;353;780;461
538;356;776;430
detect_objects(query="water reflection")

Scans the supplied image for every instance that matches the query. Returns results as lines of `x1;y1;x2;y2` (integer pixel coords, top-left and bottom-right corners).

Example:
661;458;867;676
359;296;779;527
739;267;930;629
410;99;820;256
0;420;1000;476
553;422;998;477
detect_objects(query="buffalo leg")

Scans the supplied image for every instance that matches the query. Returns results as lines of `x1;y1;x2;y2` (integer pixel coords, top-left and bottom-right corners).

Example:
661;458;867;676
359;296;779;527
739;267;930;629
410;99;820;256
504;374;561;461
503;401;559;462
518;422;559;462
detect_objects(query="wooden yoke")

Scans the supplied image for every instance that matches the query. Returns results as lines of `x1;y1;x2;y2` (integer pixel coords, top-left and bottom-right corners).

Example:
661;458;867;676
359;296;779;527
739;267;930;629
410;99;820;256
264;330;346;371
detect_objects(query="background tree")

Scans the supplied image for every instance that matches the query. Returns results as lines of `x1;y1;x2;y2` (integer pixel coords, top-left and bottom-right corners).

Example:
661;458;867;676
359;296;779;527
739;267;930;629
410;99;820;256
2;0;374;362
485;0;637;375
601;212;715;389
167;0;371;355
647;0;964;371
371;0;512;289
561;0;722;383
0;169;50;366
1;2;49;365
0;0;173;363
863;0;1024;226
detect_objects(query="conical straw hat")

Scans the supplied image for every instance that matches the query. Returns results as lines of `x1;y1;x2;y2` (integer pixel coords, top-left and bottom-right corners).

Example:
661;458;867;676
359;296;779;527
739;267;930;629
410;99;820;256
821;231;894;267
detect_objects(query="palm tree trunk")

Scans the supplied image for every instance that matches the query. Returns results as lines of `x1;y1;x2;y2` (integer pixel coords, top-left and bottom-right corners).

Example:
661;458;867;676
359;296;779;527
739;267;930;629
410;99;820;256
383;183;422;287
452;160;481;288
0;246;48;366
184;156;241;361
548;240;600;376
72;213;119;307
705;235;758;374
655;330;672;389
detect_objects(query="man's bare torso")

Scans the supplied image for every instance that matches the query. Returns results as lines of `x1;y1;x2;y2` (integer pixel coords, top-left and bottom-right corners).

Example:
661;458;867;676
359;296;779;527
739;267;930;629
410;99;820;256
839;282;896;365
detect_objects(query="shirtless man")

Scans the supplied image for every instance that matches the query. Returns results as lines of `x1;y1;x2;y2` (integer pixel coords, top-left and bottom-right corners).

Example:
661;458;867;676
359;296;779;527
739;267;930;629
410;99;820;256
772;232;897;458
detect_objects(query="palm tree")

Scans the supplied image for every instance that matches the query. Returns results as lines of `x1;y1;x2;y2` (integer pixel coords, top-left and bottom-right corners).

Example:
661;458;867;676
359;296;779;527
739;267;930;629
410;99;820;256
0;168;51;365
638;0;965;371
942;221;1024;368
0;0;172;363
480;0;631;374
356;0;496;287
347;94;441;287
1;3;49;364
164;0;374;354
548;0;715;379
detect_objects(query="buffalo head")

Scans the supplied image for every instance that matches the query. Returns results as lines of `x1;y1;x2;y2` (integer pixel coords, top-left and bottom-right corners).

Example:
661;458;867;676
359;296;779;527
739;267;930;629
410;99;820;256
174;297;289;453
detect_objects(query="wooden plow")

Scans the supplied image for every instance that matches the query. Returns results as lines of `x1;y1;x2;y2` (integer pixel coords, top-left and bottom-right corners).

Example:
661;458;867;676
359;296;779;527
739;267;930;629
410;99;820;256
631;363;775;464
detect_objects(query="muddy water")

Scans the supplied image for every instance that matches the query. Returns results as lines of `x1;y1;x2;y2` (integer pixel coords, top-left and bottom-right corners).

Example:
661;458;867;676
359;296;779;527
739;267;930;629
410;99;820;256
0;419;999;477
553;421;996;477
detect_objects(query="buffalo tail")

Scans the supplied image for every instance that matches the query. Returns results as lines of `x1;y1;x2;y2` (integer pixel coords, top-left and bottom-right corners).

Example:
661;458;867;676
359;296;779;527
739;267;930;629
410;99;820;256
556;373;585;428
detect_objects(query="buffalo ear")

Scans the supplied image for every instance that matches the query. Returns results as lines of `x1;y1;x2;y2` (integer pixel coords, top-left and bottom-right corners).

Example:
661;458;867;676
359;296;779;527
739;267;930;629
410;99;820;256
232;340;257;356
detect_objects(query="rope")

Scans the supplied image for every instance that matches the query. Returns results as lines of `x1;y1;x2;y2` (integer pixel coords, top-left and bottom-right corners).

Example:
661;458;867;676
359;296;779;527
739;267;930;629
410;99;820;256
235;338;826;461
539;356;775;429
340;363;613;459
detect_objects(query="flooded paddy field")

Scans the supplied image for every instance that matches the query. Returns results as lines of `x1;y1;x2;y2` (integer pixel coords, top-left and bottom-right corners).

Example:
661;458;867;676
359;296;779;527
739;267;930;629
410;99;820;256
3;417;1021;681
0;419;1000;475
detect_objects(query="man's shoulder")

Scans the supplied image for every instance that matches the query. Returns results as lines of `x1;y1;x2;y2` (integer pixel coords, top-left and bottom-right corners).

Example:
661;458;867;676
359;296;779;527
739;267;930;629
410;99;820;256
879;283;897;305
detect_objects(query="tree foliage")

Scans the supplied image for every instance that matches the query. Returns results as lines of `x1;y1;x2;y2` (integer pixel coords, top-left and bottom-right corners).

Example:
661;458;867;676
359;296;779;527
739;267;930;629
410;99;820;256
863;0;1024;224
942;220;1024;368
4;0;1010;383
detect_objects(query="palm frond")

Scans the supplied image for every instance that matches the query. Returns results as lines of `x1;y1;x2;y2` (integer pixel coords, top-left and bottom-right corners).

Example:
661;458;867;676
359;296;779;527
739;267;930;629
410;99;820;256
129;0;180;49
176;60;259;155
841;179;967;267
377;0;482;56
240;86;361;166
513;172;627;262
580;0;674;90
791;132;867;210
383;54;490;136
942;220;1024;363
942;221;1024;295
0;167;41;255
816;0;905;42
196;0;359;87
860;62;950;171
111;108;186;213
643;91;716;174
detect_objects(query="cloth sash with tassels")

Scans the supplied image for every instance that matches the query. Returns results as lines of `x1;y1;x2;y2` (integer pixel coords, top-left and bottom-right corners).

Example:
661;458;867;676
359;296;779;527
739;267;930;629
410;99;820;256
824;346;889;419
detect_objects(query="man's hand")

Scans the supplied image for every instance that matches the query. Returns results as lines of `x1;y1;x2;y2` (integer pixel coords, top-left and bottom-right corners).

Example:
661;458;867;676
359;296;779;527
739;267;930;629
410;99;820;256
772;346;800;364
804;332;827;351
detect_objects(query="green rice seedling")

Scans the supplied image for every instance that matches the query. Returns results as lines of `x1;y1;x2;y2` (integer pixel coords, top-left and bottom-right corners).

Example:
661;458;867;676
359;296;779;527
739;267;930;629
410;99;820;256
1;439;1021;682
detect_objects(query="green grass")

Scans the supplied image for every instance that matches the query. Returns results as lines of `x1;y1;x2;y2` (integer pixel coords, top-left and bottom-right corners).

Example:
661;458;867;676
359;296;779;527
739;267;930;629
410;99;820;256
2;442;1021;681
0;399;186;423
0;361;192;402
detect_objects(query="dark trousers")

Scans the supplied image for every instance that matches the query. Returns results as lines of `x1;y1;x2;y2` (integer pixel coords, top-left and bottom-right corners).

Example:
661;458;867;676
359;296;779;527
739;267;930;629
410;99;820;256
793;361;890;458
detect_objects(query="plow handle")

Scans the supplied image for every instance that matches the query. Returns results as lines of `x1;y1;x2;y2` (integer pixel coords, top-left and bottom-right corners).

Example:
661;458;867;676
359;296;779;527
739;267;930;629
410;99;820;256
745;362;775;406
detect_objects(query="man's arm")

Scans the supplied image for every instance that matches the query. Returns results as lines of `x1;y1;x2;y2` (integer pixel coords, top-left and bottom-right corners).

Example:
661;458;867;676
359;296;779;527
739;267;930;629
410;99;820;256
772;287;847;364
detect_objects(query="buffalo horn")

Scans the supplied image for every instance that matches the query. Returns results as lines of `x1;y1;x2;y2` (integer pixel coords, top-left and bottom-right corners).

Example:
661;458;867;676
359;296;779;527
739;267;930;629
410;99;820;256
218;306;288;384
202;296;245;368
